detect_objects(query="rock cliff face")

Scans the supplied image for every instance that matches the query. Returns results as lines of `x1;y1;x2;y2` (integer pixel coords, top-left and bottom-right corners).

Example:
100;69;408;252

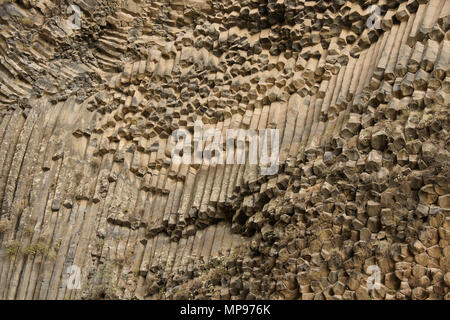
0;0;449;300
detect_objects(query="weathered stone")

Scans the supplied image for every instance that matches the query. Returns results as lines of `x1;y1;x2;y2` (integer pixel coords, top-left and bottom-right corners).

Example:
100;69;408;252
371;130;388;151
419;185;438;205
367;201;381;216
366;150;383;172
0;0;448;301
438;195;450;209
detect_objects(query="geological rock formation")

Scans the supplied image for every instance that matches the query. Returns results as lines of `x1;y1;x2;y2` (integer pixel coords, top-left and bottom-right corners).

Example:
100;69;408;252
0;0;448;300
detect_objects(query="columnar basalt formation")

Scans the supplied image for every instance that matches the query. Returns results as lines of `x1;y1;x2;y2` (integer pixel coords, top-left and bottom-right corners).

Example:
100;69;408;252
0;0;448;300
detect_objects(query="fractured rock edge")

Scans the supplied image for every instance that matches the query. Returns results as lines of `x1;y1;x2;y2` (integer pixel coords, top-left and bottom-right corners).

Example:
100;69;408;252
0;0;448;300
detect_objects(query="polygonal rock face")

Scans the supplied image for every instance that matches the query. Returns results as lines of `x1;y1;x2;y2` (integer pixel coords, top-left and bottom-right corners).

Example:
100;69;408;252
0;0;449;301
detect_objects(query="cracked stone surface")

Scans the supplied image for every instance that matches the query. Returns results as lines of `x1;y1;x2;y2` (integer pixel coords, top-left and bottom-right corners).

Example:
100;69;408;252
0;0;449;300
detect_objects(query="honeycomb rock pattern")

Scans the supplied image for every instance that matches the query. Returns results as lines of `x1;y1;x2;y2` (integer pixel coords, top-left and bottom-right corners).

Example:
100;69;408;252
0;0;448;300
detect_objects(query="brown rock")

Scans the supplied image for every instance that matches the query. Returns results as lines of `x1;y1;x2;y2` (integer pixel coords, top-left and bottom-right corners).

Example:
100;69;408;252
419;185;438;205
444;273;450;287
367;201;381;216
438;194;450;209
384;273;400;290
415;252;430;267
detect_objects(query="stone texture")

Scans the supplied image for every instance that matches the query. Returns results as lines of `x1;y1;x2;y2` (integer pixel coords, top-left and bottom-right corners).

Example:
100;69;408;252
0;0;448;301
